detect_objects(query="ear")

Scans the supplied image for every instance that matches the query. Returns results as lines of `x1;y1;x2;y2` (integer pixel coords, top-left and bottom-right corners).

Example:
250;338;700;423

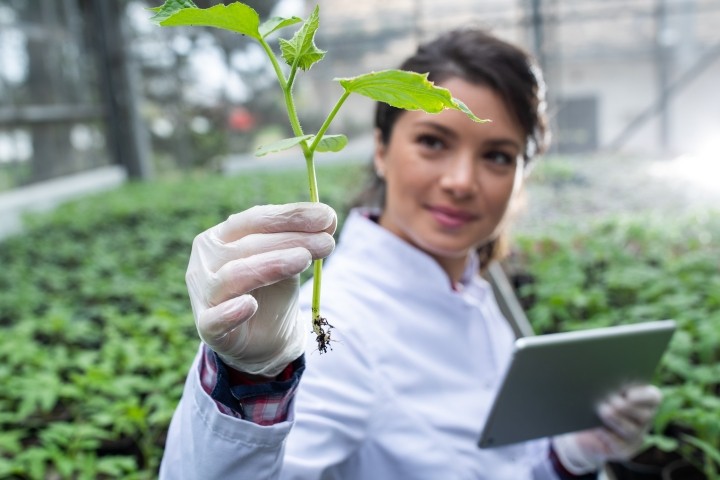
373;128;387;178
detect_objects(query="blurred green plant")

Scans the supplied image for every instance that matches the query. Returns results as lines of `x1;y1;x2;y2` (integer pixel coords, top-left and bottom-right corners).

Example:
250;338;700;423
512;211;720;479
0;163;363;478
2;160;718;478
528;157;582;187
0;163;32;193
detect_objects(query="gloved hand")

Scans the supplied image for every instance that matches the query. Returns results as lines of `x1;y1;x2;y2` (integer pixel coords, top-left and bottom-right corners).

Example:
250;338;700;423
552;384;662;475
186;202;336;377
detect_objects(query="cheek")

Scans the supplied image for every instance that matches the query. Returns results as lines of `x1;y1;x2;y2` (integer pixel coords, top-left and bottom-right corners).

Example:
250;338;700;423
383;150;430;194
495;175;525;225
479;173;518;208
385;175;412;211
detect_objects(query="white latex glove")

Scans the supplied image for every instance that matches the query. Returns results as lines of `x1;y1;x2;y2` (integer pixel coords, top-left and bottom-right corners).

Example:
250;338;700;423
186;203;336;377
552;384;662;475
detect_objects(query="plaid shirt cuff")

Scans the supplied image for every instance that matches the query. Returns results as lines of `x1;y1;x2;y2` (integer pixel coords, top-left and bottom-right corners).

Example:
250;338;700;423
199;343;305;425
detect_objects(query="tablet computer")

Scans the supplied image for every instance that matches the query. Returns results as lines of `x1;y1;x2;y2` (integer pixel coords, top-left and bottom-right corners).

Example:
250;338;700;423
478;319;676;448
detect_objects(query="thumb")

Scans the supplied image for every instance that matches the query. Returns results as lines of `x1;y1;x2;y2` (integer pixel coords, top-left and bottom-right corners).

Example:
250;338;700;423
198;295;259;350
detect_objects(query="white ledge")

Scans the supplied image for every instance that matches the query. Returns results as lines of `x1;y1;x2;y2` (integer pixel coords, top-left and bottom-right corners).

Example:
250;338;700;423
0;165;127;240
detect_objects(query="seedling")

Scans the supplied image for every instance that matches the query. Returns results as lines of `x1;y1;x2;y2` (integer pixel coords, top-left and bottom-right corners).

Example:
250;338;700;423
151;0;488;352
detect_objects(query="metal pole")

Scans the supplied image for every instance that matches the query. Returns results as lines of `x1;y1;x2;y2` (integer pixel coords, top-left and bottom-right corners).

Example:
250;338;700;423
655;0;670;153
87;0;152;179
608;40;720;152
413;0;423;45
531;0;546;72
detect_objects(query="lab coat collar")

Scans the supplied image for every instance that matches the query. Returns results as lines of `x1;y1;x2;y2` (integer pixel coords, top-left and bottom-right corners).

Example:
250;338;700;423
337;209;484;294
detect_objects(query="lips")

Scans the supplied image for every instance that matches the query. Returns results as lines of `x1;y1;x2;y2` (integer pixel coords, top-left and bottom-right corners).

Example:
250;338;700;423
427;205;479;228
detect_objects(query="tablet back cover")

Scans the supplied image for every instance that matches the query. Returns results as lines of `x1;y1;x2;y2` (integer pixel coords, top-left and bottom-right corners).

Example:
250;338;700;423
478;320;675;448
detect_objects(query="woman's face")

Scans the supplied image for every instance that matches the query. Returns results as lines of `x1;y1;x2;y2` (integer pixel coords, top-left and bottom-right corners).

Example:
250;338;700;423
374;77;525;281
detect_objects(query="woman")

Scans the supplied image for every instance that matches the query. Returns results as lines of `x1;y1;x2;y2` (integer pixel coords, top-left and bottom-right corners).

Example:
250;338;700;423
161;29;661;479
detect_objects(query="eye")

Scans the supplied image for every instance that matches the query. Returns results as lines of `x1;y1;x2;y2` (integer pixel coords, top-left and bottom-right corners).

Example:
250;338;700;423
416;134;446;151
484;150;517;166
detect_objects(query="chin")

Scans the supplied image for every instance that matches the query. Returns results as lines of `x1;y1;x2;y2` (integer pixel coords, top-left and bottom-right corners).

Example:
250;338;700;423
417;239;473;261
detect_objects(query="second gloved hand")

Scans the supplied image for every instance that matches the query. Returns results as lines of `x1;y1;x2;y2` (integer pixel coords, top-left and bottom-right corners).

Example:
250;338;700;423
552;384;663;475
186;203;336;377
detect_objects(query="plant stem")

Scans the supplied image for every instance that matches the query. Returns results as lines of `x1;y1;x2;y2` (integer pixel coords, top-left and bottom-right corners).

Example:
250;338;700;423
287;63;299;91
265;42;328;342
309;90;351;152
260;40;351;350
304;92;353;340
303;146;323;335
258;38;287;91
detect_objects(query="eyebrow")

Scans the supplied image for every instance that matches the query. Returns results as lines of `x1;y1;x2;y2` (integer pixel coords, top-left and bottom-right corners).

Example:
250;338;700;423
415;121;457;139
415;120;523;151
485;139;523;151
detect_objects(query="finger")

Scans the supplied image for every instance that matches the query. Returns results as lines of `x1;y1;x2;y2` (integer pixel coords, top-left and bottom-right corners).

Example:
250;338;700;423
206;247;312;307
606;385;661;424
598;402;637;440
624;384;662;408
224;231;335;264
598;396;652;440
217;203;337;242
196;228;334;274
197;295;258;348
592;427;640;460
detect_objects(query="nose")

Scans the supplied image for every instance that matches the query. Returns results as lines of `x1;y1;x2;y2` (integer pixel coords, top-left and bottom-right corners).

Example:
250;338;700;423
439;152;477;198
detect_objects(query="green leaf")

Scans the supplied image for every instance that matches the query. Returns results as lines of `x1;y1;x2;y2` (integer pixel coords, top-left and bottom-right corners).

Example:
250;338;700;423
154;2;261;40
680;433;720;466
256;135;313;157
315;134;348;153
256;134;347;156
96;456;137;477
337;70;489;123
149;0;198;23
643;434;679;452
279;5;326;71
0;430;23;455
454;98;487;123
260;16;303;38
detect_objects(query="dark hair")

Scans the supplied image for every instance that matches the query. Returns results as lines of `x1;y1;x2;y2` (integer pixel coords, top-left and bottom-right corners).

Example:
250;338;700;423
353;28;550;268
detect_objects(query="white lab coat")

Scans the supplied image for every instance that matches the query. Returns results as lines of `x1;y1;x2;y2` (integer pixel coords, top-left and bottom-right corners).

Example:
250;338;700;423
161;210;561;479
